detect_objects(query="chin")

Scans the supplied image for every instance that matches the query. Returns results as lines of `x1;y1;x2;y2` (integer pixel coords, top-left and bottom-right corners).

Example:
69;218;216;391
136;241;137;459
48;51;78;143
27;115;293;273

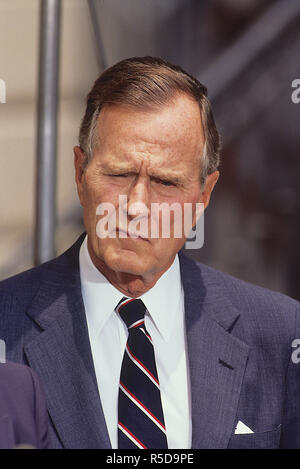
103;246;150;275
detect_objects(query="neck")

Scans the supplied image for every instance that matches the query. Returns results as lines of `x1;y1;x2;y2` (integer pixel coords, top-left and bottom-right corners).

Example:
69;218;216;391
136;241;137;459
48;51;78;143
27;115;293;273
99;269;159;298
88;246;173;298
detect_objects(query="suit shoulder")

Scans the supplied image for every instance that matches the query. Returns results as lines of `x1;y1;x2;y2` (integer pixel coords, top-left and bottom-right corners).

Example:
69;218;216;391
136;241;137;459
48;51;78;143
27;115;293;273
0;235;82;300
0;253;69;301
0;264;46;307
180;252;299;329
198;260;298;310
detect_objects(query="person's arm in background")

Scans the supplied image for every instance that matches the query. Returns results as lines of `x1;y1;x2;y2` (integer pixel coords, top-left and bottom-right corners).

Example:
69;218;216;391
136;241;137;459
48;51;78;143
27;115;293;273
0;362;51;449
28;366;51;449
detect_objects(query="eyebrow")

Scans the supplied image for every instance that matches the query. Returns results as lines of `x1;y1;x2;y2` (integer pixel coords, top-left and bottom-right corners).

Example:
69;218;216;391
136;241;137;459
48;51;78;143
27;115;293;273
101;164;185;185
148;171;185;185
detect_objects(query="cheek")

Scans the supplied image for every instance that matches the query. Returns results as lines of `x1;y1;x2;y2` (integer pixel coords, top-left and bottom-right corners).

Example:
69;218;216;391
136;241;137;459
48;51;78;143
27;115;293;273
83;176;120;209
82;183;122;239
153;238;185;265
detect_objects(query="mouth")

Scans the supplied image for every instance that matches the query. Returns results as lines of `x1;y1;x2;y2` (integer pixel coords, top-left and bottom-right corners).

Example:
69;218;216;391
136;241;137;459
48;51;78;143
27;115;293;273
116;228;149;241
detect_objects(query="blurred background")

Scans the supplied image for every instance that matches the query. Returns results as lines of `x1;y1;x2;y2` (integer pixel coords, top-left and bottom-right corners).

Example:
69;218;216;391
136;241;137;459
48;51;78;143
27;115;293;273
0;0;299;300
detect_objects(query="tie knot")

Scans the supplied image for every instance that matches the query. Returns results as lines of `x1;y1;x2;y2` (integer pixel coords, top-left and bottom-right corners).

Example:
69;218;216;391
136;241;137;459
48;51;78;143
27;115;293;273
115;297;147;330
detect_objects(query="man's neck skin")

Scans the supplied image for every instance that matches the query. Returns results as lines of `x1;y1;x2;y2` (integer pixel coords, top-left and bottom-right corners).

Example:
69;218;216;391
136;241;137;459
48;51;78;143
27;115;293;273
87;241;174;298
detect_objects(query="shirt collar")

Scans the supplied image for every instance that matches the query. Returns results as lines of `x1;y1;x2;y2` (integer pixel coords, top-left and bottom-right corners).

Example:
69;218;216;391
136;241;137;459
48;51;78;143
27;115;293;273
79;235;183;342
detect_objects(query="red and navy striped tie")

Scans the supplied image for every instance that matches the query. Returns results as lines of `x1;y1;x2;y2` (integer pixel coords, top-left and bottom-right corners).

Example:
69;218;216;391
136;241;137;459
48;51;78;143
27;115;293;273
116;297;168;449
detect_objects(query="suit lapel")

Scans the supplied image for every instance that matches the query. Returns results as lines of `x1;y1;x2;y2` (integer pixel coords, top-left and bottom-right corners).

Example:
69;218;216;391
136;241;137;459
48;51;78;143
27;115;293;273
179;252;249;448
24;237;111;449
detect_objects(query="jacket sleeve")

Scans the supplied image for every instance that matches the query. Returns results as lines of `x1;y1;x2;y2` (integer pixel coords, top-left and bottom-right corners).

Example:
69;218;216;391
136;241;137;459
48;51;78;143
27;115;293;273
28;367;51;449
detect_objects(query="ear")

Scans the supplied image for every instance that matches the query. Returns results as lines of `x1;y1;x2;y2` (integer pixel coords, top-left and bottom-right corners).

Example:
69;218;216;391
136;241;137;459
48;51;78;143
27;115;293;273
191;171;219;229
74;146;87;206
201;171;219;209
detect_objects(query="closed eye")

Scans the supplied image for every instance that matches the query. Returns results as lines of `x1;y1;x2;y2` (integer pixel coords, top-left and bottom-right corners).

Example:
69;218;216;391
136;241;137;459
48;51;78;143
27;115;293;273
151;177;176;187
107;173;176;187
108;173;134;178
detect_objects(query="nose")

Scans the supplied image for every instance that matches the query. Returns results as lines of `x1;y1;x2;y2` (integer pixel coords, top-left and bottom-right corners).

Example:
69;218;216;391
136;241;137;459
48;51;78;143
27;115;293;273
127;175;150;219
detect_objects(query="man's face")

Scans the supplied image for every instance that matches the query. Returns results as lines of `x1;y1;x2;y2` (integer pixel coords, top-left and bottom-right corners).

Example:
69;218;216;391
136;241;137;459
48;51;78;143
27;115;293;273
74;93;218;284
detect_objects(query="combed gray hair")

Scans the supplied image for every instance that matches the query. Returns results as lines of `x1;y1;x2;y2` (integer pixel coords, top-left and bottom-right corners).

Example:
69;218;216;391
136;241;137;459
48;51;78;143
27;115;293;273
79;56;221;185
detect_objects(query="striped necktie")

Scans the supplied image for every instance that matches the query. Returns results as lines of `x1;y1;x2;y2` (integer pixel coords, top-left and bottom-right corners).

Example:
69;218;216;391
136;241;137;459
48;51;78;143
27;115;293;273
116;297;168;449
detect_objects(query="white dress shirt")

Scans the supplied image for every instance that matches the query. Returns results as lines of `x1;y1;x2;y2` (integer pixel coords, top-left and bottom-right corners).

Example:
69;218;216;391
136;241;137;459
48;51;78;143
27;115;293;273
79;235;192;449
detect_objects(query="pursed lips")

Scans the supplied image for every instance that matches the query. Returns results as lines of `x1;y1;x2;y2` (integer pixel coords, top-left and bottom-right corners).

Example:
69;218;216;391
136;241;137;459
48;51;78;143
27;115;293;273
116;228;149;241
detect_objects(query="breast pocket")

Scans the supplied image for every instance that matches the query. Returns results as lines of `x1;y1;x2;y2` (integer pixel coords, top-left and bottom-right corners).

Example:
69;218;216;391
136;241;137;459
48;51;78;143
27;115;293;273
227;425;282;449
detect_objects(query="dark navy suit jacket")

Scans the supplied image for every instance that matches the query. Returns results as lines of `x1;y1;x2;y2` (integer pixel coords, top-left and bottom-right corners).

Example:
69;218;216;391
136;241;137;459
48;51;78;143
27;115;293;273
0;361;50;449
0;233;299;448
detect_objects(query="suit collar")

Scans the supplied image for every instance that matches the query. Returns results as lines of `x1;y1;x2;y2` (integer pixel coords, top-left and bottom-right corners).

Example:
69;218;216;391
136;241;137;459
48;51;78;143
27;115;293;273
30;238;240;333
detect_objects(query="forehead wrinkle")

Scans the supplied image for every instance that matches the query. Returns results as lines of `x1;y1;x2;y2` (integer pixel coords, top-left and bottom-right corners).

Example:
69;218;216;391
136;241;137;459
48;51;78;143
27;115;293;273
95;96;204;178
97;136;201;180
99;113;199;157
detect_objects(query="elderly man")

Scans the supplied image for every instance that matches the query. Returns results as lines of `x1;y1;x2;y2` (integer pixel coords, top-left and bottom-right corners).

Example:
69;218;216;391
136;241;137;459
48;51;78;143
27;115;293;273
0;57;299;449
